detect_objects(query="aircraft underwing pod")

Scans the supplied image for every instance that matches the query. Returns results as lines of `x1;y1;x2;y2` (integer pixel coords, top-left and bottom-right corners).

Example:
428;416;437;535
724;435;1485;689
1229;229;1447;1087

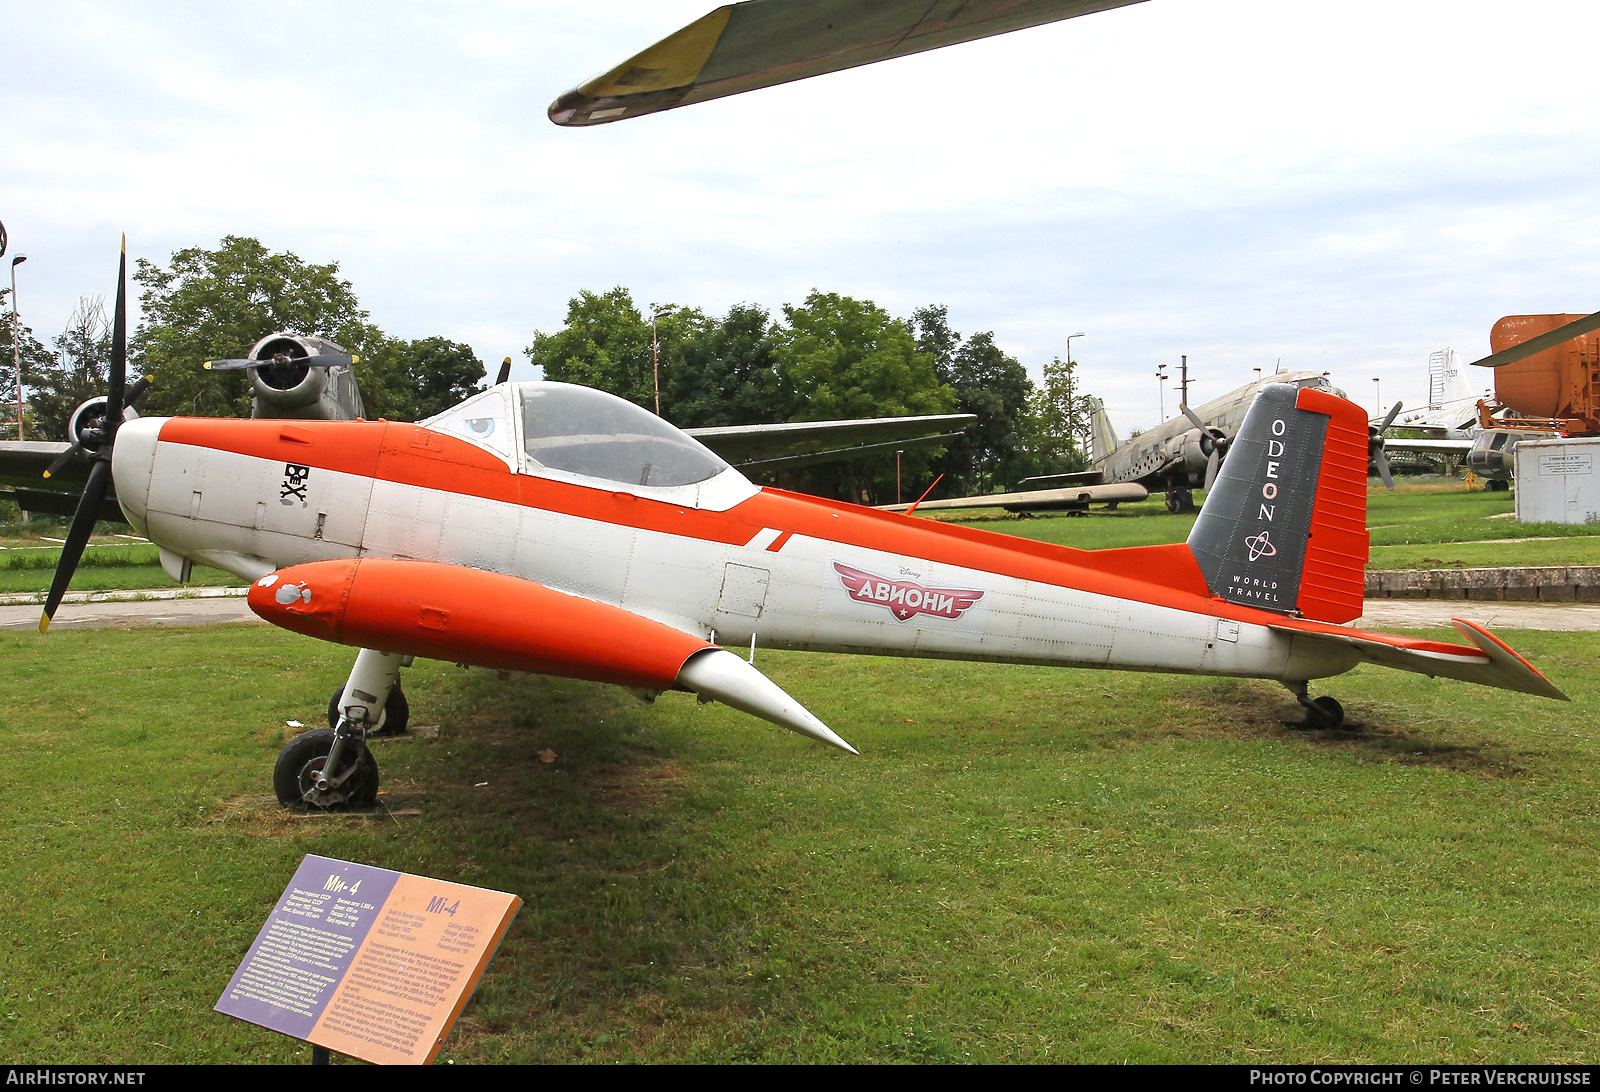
246;557;856;758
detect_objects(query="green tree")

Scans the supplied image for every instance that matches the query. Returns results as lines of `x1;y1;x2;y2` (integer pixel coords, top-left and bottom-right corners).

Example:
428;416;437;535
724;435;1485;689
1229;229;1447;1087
364;336;486;421
910;305;1033;494
525;288;657;410
29;296;111;443
0;287;56;441
131;236;387;419
663;303;787;427
777;291;956;502
1017;355;1090;478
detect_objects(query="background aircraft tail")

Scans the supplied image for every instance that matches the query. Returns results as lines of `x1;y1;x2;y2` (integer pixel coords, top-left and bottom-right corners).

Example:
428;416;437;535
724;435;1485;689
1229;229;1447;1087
1186;384;1369;624
1428;348;1474;410
1085;395;1118;463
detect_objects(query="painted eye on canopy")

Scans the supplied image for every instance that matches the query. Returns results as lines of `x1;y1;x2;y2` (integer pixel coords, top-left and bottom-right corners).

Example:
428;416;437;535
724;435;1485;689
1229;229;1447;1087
463;417;496;437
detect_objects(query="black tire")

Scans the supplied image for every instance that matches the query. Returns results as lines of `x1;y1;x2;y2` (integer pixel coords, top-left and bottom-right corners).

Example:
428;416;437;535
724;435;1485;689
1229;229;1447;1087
1165;489;1195;515
1309;695;1344;729
274;728;380;809
327;683;410;736
1486;478;1510;493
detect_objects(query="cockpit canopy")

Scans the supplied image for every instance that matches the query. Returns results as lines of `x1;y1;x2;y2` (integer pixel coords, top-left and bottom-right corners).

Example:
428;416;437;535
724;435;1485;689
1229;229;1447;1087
421;381;733;490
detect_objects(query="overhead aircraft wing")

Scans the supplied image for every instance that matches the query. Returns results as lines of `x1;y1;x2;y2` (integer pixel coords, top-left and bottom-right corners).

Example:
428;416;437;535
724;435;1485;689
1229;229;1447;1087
878;482;1148;514
0;441;125;521
549;0;1148;126
687;413;975;471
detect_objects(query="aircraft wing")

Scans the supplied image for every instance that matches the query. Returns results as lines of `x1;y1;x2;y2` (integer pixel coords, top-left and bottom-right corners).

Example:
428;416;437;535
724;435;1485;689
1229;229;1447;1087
1382;437;1474;456
687;413;975;471
878;482;1147;514
1018;470;1105;487
0;441;124;521
550;0;1148;126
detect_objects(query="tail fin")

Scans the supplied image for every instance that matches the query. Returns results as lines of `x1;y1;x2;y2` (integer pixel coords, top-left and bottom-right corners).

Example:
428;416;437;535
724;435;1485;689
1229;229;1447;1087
1186;384;1369;623
1429;347;1473;410
1085;396;1118;462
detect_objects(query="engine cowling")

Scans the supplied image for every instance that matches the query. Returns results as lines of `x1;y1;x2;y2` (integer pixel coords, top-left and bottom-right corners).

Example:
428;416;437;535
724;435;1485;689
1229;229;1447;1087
244;333;366;421
65;395;137;454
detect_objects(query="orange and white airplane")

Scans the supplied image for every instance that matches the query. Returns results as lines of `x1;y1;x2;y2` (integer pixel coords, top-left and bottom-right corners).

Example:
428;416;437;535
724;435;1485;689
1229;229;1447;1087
29;248;1566;809
21;3;1573;807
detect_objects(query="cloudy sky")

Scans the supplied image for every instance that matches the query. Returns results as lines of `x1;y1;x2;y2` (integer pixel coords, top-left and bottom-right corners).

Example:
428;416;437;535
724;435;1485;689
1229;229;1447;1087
5;0;1600;432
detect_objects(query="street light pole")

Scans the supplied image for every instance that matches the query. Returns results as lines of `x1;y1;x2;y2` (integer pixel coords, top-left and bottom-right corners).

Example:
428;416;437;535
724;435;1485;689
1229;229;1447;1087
651;304;678;417
1373;377;1381;416
1156;363;1168;421
10;254;26;442
1065;331;1085;366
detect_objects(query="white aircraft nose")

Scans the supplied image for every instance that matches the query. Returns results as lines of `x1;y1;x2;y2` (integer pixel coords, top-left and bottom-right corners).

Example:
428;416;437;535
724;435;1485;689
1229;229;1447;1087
110;416;165;537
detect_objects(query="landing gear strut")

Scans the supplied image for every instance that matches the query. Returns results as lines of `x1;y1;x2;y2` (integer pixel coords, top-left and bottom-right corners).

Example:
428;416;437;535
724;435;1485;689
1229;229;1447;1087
1165;488;1195;514
1283;681;1345;730
276;648;406;809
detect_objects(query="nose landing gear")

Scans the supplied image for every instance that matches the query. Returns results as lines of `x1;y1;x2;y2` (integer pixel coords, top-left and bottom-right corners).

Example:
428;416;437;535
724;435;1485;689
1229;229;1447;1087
276;648;407;809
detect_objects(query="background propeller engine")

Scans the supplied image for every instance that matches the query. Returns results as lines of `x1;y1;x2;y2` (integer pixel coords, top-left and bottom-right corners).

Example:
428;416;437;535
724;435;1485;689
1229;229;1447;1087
1369;401;1403;490
1179;403;1233;492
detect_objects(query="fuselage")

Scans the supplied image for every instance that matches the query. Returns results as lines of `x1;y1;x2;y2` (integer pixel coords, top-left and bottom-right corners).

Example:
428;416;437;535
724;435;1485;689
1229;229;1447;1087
108;383;1361;688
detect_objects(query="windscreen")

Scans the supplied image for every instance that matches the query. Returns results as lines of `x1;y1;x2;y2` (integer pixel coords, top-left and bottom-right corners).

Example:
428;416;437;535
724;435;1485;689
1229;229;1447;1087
520;384;729;488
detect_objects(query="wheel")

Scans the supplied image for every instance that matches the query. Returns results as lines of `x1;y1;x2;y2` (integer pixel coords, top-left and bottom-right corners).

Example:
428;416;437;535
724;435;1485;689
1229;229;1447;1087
1486;478;1510;493
327;683;410;736
1307;695;1344;729
1165;489;1195;514
274;728;380;809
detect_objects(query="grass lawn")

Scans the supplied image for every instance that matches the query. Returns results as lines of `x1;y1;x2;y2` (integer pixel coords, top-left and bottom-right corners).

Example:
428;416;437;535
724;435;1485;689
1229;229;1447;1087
0;623;1592;1063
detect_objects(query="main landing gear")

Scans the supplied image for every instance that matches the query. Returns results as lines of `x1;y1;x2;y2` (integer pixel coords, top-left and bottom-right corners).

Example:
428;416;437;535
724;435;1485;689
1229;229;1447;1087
1282;681;1346;730
276;649;408;809
1165;488;1196;514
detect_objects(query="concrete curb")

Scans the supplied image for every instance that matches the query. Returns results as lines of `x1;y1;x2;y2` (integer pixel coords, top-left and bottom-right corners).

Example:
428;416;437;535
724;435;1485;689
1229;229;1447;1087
1364;567;1600;602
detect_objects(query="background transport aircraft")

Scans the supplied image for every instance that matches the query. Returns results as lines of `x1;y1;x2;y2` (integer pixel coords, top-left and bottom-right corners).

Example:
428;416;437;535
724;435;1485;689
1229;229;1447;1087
19;255;1568;811
1016;371;1349;513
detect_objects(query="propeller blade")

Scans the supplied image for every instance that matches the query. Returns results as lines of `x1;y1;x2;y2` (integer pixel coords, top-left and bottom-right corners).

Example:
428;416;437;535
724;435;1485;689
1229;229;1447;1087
204;353;355;371
105;239;126;423
125;374;153;409
496;356;512;385
1204;447;1221;493
1375;448;1394;491
42;239;130;631
1467;310;1600;369
1380;400;1404;431
1180;403;1206;432
41;442;85;480
40;458;111;632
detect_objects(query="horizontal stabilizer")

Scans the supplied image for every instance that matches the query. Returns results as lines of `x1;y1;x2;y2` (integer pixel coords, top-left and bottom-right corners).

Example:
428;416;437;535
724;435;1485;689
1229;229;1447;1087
1269;617;1568;701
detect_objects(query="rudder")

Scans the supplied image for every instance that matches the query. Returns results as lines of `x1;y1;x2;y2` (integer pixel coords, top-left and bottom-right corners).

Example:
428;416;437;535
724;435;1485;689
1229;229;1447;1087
1186;384;1369;623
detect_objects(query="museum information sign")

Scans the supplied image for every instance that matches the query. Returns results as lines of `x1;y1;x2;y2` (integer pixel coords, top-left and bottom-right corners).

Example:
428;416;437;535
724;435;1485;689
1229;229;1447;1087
215;854;522;1065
